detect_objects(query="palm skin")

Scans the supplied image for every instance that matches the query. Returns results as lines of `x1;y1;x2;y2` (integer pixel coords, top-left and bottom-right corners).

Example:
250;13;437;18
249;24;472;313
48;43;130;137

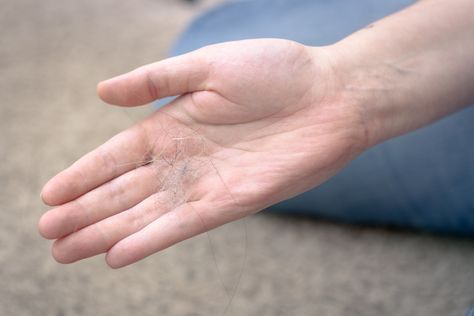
39;39;367;268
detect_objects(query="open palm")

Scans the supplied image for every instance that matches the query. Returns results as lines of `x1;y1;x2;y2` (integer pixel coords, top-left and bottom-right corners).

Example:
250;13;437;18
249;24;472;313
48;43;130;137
39;39;367;268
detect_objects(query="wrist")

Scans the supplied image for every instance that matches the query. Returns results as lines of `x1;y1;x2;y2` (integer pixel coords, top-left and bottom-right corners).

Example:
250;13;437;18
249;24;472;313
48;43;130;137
307;44;384;150
319;42;415;148
301;45;372;155
319;0;474;147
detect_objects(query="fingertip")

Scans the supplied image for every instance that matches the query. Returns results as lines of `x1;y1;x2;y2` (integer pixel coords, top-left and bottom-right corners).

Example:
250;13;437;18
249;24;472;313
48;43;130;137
96;77;120;105
41;169;83;206
96;80;107;101
105;239;140;269
41;178;71;206
105;252;126;269
96;72;146;107
38;208;70;240
51;239;76;264
38;212;55;240
40;181;59;206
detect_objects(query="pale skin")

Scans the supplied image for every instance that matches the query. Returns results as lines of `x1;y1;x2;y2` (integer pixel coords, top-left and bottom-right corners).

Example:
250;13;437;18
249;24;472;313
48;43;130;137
39;0;474;268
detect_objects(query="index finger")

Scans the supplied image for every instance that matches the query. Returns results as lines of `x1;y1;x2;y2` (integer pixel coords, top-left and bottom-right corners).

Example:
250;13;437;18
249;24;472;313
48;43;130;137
41;123;152;206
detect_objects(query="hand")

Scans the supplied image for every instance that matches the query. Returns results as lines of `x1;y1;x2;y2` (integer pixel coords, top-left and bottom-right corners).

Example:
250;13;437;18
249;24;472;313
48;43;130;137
39;39;367;268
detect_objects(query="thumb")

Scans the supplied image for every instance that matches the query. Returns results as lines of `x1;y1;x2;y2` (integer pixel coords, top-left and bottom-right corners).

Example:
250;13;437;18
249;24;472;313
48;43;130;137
97;50;210;106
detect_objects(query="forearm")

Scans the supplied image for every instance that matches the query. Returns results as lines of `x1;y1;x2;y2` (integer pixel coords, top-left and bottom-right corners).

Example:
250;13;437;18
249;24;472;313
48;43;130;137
323;0;474;147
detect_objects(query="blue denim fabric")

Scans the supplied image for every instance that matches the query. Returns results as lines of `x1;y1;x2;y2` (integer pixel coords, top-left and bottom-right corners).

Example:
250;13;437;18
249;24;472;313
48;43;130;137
466;306;474;316
162;0;474;236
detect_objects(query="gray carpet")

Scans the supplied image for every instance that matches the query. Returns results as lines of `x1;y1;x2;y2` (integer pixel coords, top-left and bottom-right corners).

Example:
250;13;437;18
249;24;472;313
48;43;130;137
1;0;473;315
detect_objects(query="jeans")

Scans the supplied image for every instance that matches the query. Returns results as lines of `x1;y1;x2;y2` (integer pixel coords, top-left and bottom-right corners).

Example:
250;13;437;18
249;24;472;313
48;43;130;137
160;0;474;236
467;306;474;316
